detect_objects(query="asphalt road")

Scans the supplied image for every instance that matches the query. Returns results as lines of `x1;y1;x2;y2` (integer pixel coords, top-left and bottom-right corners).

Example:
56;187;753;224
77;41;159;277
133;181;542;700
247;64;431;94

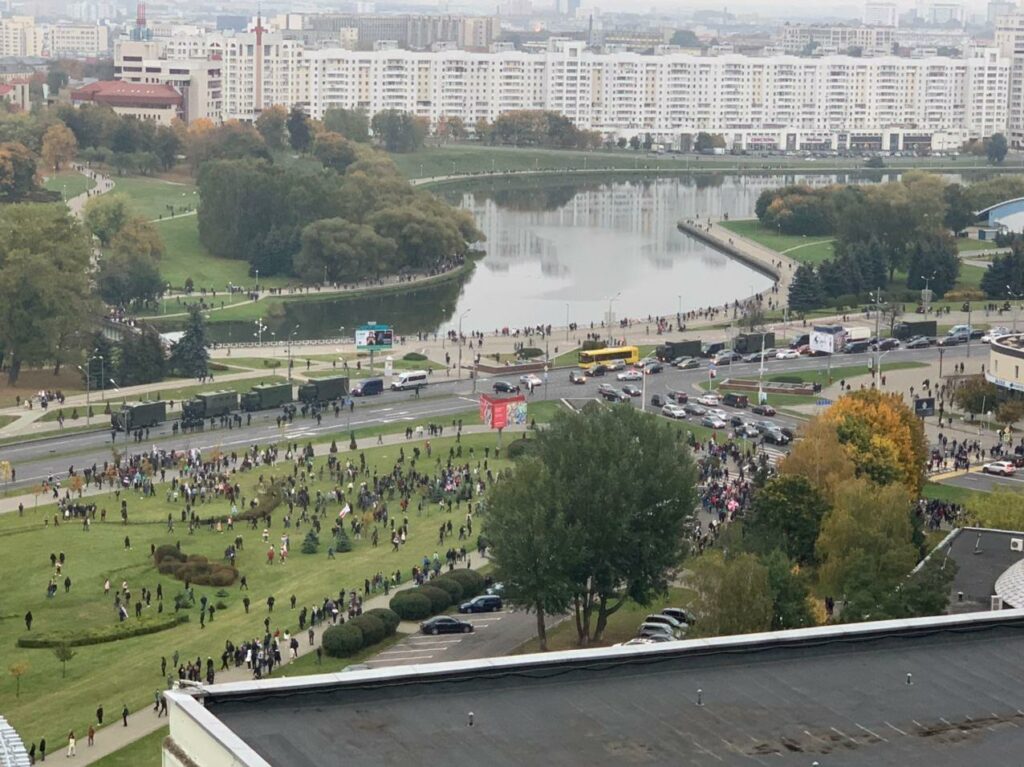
367;609;556;668
0;345;972;491
938;467;1024;492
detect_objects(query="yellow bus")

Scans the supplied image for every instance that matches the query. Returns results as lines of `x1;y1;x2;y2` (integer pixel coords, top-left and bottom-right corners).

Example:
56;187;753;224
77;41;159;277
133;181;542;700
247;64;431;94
578;345;640;368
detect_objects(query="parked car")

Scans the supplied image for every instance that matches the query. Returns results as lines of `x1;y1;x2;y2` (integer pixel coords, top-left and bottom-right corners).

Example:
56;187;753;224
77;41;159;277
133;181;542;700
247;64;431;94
617;369;643;381
697;393;720;406
600;387;629;402
661;607;695;626
637;622;676;639
707;408;729;421
874;338;901;351
645;363;664;375
775;349;800;360
674;357;701;370
662;403;688;419
735;423;761;439
644;613;688;634
684;403;707;416
714;351;742;365
844;340;872;354
982;327;1010;343
722;392;748;408
667;390;689;404
983;461;1016;476
751;404;776;416
701;415;727;429
651;394;666;408
459;595;503;613
622;384;642;397
569;370;587;384
420;616;474;635
938;334;965;347
904;336;932;349
492;381;520;394
606;359;627;371
742;349;776;363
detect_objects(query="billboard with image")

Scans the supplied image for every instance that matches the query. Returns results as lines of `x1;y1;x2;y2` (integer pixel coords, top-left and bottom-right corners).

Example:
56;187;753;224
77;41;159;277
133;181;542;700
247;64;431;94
810;325;847;354
480;394;527;430
355;324;393;352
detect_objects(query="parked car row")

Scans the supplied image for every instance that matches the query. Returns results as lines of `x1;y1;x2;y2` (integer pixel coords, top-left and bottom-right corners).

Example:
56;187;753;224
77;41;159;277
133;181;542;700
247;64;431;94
619;608;695;645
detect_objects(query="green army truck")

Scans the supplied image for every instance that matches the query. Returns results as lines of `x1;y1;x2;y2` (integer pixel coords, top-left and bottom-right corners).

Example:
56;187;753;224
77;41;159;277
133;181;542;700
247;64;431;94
111;401;167;431
241;382;294;412
181;390;239;426
297;376;349;405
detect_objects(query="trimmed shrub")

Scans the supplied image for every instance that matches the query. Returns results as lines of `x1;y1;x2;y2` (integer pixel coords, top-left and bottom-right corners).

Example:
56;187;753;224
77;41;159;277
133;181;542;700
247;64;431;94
429;577;464;603
349;614;385;646
301;530;319;554
322;623;364;657
445;569;486;599
186;554;209;564
262;359;282;368
506;438;535;460
581;339;607;351
17;614;188;648
403;352;427;362
389;591;432;620
418;585;451;614
157;560;184;576
517;347;543;359
335;527;352;553
365;608;400;636
153;545;185;565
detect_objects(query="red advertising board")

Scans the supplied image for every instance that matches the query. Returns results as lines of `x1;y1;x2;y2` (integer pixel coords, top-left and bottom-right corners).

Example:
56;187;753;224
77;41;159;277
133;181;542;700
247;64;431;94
479;394;527;430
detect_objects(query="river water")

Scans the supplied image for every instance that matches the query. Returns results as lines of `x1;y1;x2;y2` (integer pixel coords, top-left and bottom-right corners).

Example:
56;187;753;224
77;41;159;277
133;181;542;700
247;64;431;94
203;171;924;343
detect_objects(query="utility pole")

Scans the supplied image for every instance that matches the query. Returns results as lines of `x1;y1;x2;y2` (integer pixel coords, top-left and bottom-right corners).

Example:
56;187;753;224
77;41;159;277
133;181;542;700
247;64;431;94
872;286;882;389
457;309;471;381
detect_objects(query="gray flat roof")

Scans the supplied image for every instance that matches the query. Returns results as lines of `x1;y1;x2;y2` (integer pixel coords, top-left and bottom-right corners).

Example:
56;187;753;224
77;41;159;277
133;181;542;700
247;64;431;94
206;613;1024;766
936;527;1024;611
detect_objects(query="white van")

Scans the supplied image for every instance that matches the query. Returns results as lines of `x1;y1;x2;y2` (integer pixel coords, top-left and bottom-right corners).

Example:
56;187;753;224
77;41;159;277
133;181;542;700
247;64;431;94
391;370;428;391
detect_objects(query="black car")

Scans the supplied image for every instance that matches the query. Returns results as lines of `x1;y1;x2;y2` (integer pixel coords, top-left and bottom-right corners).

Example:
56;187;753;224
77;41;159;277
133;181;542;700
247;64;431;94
874;338;901;351
493;381;520;394
667;390;689;404
600;387;629;402
420;616;474;635
904;336;932;349
459;595;503;613
587;365;608;377
751;404;776;416
651;394;666;408
762;429;791;445
645;363;664;375
938;335;965;347
569;370;587;384
844;340;872;354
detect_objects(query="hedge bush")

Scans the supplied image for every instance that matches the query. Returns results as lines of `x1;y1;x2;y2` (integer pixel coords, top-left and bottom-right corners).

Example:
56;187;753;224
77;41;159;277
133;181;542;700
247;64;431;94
17;614;189;648
348;614;385;646
445;569;486;599
506;438;536;459
517;347;543;359
154;545;184;565
389;591;432;620
429;577;464;603
322;623;364;657
418;585;452;614
365;608;400;636
403;352;427;362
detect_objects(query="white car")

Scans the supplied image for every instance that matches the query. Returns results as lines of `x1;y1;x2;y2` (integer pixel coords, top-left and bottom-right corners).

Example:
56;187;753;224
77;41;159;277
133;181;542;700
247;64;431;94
661;404;688;419
697;393;720;407
643;614;688;635
982;328;1011;344
983;461;1016;476
617;369;643;381
519;374;543;387
775;349;800;360
707;408;729;421
605;359;627;371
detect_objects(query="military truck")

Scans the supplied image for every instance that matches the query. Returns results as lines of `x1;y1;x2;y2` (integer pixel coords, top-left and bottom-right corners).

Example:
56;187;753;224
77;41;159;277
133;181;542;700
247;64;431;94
893;320;937;340
298;375;349;405
655;340;702;362
733;332;776;355
181;390;239;426
241;382;293;412
111;401;167;431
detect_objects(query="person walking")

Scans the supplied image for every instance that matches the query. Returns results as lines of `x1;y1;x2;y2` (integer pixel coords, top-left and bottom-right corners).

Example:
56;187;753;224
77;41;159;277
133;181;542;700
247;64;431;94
121;703;129;727
66;731;76;758
38;737;45;762
25;611;32;631
95;705;103;725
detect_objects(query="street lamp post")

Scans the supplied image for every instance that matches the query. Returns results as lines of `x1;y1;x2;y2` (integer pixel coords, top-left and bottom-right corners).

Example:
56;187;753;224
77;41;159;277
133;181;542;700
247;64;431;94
607;291;621;338
287;324;300;381
870;286;883;389
76;365;90;425
1007;286;1022;332
254;318;267;346
457;309;471;381
565;303;570;341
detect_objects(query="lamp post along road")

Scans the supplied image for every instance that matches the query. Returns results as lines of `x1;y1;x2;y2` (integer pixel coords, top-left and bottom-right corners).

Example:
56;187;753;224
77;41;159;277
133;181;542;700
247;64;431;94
457;309;471;381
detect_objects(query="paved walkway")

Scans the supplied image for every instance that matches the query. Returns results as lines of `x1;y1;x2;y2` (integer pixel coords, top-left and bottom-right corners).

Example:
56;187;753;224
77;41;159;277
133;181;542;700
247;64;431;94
66;166;114;218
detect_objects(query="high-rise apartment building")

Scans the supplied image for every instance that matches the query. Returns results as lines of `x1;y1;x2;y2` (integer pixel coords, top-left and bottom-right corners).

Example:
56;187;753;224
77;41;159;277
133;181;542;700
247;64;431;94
0;16;108;57
780;24;896;55
115;40;222;123
996;12;1024;146
864;2;899;26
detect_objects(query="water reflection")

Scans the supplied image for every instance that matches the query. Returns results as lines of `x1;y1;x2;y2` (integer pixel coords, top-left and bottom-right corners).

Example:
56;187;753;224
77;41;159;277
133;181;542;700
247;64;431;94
203;171;949;342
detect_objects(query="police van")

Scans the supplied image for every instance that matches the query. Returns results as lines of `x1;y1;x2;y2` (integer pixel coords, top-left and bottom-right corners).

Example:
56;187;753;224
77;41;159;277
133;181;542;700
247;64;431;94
391;370;428;391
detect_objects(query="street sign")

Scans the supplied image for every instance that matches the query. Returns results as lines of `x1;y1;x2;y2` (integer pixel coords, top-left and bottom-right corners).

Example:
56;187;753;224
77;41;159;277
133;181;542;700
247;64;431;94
816;398;832;407
355;323;393;352
914;397;935;417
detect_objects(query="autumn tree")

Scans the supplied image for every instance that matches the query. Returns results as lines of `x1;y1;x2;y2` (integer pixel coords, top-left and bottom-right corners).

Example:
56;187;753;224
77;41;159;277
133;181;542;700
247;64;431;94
83;193;130;245
111;216;164;260
40;122;77;171
778;418;857;505
312;131;358;172
689;550;773;637
823;389;927;496
746;475;830;566
0;141;38;200
255;105;288;150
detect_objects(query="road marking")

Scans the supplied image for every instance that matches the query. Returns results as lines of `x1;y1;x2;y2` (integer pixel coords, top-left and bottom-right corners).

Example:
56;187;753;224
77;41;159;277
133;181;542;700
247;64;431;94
367;653;434;663
379;647;454;656
830;727;855;743
884;722;908;736
406;636;464;644
856;724;887;742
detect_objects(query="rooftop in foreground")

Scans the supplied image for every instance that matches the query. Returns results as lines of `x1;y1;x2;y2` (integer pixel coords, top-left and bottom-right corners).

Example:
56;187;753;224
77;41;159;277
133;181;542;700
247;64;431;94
167;610;1024;767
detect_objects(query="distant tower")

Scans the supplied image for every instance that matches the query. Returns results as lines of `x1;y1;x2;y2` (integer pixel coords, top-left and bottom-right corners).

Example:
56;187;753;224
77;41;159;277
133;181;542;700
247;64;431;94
130;1;151;41
253;5;266;117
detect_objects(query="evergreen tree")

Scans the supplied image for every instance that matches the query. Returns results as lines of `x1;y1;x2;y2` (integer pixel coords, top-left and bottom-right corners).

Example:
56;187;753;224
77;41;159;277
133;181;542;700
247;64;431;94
981;245;1024;298
860;236;889;292
788;264;825;312
287;106;312;153
168;306;209;378
84;331;114;392
905;232;959;297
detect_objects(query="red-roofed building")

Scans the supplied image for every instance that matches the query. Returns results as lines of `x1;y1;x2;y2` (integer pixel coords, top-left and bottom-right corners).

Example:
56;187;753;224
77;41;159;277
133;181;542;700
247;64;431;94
70;80;182;124
0;79;31;111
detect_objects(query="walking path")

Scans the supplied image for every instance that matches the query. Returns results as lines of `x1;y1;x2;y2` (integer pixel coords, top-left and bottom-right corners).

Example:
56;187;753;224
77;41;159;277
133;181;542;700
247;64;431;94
66;166;115;218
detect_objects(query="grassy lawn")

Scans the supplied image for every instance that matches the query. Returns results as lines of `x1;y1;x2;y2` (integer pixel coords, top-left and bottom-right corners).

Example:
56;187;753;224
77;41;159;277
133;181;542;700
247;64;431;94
154;216;292;292
91;726;167;767
516;586;696;653
921;481;992;505
718;219;835;265
956;263;987;290
957;239;998;253
113;176;198;221
44;171;95;200
0;430;518;750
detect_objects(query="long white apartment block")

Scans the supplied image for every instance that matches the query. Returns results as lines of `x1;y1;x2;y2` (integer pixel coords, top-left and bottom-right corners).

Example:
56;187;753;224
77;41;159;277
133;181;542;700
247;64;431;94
306;40;1008;147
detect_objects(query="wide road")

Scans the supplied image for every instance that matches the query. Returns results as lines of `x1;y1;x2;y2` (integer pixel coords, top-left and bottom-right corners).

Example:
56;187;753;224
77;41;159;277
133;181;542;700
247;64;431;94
1;345;971;491
938;467;1024;492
